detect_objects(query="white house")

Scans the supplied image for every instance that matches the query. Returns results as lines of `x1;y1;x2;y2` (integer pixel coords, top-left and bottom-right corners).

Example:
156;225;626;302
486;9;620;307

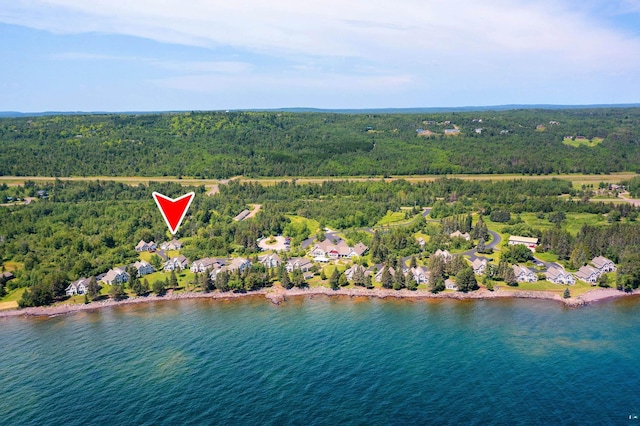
445;279;458;290
101;268;129;285
285;257;313;273
164;255;189;271
545;266;575;285
190;258;226;273
227;257;252;274
258;253;282;269
135;240;156;252
309;239;368;259
410;266;429;284
574;265;600;284
450;230;471;241
65;277;91;296
434;249;452;262
513;265;537;282
471;258;487;275
133;260;155;276
591;256;616;273
160;239;183;251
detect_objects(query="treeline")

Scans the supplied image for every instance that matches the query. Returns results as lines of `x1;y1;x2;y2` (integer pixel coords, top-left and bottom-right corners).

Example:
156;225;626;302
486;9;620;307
1;108;640;178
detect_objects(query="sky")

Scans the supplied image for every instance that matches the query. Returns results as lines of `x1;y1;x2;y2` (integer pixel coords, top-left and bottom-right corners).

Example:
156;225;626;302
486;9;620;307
1;0;640;111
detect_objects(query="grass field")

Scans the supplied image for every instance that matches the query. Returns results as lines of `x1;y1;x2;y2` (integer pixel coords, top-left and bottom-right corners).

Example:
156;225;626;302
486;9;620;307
563;137;604;148
498;280;594;297
487;212;610;239
0;287;26;310
286;215;321;234
376;211;407;226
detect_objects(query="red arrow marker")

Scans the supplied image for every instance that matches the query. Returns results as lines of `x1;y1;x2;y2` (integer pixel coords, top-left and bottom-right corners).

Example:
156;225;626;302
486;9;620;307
152;191;195;235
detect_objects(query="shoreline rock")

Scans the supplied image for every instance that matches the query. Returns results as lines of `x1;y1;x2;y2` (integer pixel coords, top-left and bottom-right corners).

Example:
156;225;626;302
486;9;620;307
0;286;638;319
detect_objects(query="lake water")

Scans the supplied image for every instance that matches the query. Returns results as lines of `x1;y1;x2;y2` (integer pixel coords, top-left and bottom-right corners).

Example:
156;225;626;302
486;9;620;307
2;295;640;425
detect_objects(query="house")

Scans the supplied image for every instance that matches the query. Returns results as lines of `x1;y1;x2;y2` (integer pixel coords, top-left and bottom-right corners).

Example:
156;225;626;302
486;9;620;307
101;268;129;285
0;271;15;282
258;253;282;269
574;265;600;284
410;266;429;284
374;266;395;283
133;260;155;276
475;128;483;134
190;258;226;273
471;258;487;275
591;256;616;273
286;257;313;273
434;249;452;262
164;255;189;271
545;266;575;285
445;279;457;290
135;240;156;252
227;257;252;274
351;242;369;257
309;239;368;259
160;239;182;251
344;264;366;282
508;236;538;251
417;237;425;247
513;265;537;282
450;230;471;241
500;130;509;134
65;277;92;296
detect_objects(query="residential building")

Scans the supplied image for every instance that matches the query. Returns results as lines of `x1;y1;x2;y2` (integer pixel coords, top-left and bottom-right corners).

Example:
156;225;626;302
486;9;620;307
164;255;189;271
374;266;395;283
227;257;252;274
344;264;366;282
258;253;282;269
135;240;156;252
591;256;616;273
434;249;452;262
513;265;537;282
309;239;368;259
545;266;575;285
101;268;129;285
445;279;458;290
410;266;429;284
160;239;182;251
65;277;92;296
190;258;226;273
286;257;313;273
574;265;600;284
133;260;155;276
471;258;487;275
450;230;471;241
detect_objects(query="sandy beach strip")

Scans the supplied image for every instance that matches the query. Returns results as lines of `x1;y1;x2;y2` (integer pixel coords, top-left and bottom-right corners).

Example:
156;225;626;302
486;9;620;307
0;286;638;318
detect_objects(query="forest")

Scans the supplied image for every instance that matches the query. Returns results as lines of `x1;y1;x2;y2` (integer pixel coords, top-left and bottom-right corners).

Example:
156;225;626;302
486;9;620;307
1;107;640;178
2;176;640;306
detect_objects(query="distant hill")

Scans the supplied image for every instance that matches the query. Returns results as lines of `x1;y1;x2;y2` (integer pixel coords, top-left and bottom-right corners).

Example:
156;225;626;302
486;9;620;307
1;104;640;117
1;107;639;178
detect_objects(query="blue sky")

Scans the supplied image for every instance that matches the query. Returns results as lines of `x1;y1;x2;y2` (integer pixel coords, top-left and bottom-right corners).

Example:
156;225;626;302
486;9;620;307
1;0;640;111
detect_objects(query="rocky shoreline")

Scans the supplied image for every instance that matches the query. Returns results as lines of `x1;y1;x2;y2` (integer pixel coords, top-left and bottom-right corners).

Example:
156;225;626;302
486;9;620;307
0;286;637;318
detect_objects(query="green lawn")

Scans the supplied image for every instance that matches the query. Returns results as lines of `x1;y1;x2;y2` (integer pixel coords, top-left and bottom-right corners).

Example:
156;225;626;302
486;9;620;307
487;212;609;240
498;280;594;297
563;137;604;148
376;211;407;226
286;215;321;234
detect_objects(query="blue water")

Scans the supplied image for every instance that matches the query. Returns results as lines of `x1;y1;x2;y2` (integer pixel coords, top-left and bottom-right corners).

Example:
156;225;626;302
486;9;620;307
2;296;640;425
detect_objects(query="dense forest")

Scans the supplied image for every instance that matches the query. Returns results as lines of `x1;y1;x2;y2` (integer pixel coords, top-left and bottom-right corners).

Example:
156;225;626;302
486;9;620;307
1;108;640;177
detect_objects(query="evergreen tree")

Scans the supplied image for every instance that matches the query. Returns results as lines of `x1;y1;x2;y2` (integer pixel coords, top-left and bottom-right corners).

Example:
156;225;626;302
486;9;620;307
153;280;166;296
456;267;478;292
338;273;348;287
87;276;100;300
320;268;327;280
429;255;445;289
330;269;340;290
563;287;571;298
410;256;417;268
353;266;365;287
169;270;178;290
109;284;126;300
381;266;393;289
405;272;418;291
281;270;292;289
